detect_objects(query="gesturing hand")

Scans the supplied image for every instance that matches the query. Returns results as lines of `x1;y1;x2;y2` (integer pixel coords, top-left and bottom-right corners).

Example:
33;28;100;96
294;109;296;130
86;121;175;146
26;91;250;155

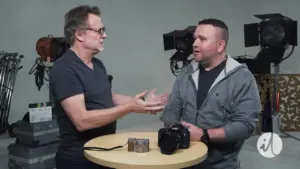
128;90;165;114
145;89;169;105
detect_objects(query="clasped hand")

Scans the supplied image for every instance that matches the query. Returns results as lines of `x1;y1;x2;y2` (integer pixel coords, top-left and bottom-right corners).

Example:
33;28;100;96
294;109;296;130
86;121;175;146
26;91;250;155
181;121;203;141
128;89;168;114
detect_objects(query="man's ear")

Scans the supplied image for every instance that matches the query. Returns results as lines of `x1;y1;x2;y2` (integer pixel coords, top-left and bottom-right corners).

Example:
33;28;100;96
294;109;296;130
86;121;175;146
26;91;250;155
75;30;84;42
217;40;226;53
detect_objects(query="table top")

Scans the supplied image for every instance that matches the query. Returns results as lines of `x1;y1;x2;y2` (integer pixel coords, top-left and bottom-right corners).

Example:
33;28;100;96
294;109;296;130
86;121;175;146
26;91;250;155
84;132;208;169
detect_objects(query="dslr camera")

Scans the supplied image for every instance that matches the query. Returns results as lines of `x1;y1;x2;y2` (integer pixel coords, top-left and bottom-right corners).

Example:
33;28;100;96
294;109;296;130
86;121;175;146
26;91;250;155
158;123;190;155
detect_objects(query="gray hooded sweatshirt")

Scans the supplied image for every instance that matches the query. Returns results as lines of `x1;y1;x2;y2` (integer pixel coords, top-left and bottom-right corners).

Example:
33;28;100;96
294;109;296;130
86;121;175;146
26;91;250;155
161;56;261;169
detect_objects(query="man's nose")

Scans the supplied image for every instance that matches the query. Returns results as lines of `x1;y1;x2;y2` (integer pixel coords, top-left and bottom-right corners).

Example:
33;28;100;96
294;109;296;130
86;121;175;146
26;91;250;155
193;40;198;48
102;32;107;38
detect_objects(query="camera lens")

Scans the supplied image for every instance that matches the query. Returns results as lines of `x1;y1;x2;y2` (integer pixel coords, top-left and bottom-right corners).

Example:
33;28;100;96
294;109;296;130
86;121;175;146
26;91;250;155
159;133;180;155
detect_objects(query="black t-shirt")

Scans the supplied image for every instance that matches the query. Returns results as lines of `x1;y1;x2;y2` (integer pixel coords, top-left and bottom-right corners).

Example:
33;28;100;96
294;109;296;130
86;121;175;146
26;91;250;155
49;49;116;160
197;59;227;109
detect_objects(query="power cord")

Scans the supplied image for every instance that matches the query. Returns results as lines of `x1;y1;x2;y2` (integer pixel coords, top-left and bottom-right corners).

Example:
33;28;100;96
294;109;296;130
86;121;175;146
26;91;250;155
170;58;193;76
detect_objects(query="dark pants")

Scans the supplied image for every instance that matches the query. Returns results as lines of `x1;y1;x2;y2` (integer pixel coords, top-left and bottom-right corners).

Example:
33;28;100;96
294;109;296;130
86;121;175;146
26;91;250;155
55;153;114;169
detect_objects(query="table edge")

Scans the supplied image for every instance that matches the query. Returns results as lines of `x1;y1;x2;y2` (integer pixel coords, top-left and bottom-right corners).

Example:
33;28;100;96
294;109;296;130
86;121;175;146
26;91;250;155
83;131;208;169
84;150;208;169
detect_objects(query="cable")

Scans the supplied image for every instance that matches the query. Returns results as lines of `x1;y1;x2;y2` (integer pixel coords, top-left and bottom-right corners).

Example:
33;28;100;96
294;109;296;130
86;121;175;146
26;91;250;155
83;141;128;151
28;58;51;90
281;45;295;62
170;58;194;76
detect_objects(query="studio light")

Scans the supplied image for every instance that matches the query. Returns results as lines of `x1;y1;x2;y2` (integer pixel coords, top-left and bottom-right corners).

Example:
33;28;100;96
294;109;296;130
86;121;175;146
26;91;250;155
163;26;196;76
243;14;300;139
244;13;297;65
36;35;70;63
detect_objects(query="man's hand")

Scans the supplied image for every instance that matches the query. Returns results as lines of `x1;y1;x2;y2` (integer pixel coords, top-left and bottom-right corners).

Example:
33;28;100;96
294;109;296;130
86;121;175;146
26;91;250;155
145;88;169;105
126;90;165;114
181;121;203;141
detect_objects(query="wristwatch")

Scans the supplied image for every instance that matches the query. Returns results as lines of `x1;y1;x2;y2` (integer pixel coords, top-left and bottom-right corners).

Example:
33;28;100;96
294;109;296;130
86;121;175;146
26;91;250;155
200;129;210;144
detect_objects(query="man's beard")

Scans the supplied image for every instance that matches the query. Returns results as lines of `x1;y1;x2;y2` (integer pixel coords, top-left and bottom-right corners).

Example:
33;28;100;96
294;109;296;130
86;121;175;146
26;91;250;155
92;47;103;55
198;57;212;68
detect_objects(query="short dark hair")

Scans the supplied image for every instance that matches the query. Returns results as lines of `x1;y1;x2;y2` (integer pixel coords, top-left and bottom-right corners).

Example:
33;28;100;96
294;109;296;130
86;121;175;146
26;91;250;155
198;18;229;46
64;5;101;45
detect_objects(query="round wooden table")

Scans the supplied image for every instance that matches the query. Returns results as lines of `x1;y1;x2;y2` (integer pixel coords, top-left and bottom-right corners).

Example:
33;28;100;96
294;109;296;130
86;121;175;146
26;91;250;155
84;132;208;169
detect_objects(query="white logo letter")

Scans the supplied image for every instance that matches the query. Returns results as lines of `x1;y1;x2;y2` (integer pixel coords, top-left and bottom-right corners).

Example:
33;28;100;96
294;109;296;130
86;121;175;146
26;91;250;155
256;132;283;158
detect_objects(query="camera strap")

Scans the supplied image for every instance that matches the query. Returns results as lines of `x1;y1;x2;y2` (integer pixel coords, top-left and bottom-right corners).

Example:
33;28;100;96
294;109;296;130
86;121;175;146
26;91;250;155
83;141;128;151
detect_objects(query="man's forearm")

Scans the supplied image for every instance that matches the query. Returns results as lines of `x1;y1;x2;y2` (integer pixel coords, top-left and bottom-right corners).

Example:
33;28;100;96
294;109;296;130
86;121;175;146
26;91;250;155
207;121;253;142
61;93;134;132
207;128;225;142
112;93;133;106
79;104;132;131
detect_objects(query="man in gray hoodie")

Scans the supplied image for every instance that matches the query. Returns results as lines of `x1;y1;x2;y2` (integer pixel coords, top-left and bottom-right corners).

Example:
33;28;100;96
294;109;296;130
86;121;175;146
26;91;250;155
161;18;261;169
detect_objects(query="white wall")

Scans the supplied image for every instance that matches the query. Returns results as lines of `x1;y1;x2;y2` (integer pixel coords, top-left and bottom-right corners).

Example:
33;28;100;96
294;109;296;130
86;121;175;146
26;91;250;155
1;0;299;131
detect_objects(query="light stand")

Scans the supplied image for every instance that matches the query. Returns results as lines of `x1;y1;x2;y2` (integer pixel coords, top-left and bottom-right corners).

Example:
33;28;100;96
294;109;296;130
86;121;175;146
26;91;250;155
244;13;299;141
34;36;70;109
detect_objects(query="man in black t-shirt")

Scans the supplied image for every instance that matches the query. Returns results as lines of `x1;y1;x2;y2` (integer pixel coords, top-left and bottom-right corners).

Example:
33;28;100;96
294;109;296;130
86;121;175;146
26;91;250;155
50;5;167;169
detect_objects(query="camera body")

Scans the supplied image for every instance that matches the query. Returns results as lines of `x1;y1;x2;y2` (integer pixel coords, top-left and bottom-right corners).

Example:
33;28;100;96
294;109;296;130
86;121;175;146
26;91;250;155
158;123;190;155
127;138;150;153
